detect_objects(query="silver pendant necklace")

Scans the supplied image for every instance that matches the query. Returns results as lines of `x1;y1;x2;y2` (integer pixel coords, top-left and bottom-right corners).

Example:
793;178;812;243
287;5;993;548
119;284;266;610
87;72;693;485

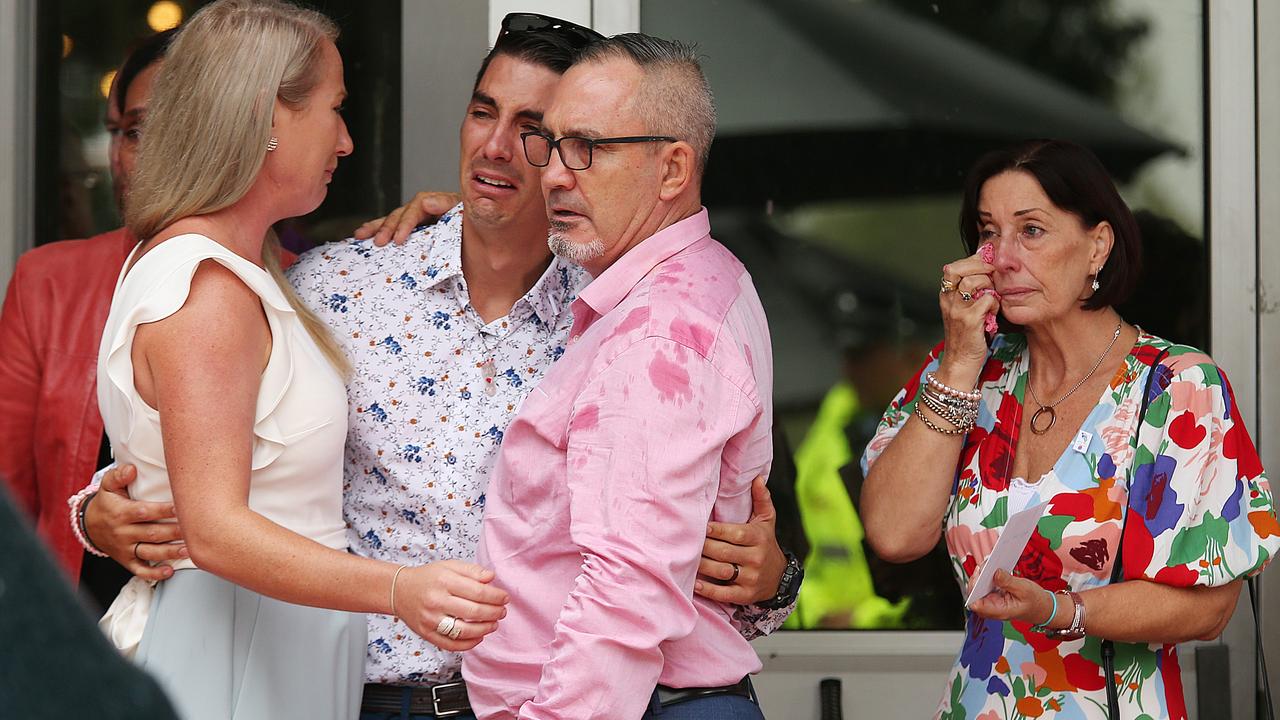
1026;320;1123;435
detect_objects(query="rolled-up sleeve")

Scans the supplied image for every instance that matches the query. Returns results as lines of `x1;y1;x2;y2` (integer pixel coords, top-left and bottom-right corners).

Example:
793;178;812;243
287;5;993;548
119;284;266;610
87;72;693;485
520;337;749;720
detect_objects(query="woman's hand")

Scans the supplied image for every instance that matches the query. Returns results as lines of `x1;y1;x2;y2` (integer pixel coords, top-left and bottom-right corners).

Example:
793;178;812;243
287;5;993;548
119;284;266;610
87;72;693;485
85;463;189;582
938;244;999;382
352;191;462;247
393;560;509;652
969;569;1057;627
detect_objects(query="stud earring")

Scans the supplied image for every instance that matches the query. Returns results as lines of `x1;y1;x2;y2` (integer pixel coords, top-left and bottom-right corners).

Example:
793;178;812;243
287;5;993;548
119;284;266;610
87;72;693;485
266;136;279;152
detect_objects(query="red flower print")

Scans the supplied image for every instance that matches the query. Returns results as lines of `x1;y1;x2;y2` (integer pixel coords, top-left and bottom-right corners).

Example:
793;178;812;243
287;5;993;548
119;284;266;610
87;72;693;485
1062;652;1107;691
1069;538;1110;572
1014;532;1066;590
1223;421;1264;479
1168;410;1207;449
1155;564;1199;587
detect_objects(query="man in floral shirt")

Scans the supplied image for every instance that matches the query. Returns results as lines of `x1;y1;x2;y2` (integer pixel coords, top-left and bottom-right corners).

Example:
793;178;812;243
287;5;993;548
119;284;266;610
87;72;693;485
87;16;797;719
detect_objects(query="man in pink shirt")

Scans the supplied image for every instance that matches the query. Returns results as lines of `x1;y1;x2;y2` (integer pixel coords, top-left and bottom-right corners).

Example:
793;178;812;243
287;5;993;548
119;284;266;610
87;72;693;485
465;34;772;720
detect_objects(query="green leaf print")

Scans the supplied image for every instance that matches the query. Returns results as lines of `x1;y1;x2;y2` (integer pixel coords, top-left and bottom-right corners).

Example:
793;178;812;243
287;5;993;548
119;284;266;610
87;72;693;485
1203;512;1229;547
1013;676;1026;699
1038;515;1074;550
982;497;1009;529
1143;393;1171;428
1166;523;1209;567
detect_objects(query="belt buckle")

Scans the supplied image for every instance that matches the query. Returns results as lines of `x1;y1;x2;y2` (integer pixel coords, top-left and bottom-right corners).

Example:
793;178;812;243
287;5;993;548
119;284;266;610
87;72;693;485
431;680;466;718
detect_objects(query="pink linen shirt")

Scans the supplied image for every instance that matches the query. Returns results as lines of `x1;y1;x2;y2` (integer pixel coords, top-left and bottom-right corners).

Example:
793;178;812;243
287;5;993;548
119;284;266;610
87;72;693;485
465;209;773;719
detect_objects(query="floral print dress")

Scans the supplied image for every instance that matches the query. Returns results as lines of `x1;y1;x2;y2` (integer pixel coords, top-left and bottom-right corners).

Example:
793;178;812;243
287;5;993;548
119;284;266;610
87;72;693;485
862;332;1280;720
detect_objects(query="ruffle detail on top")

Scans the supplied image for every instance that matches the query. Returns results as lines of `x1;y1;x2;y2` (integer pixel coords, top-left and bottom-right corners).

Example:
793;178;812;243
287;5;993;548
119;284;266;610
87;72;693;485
100;235;299;471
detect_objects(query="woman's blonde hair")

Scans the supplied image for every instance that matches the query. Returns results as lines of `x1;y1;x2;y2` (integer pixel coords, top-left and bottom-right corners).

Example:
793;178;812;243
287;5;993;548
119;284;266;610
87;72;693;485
126;0;349;374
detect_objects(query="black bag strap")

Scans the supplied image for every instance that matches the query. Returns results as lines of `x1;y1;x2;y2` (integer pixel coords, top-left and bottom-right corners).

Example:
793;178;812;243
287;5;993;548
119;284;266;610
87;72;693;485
1102;349;1167;719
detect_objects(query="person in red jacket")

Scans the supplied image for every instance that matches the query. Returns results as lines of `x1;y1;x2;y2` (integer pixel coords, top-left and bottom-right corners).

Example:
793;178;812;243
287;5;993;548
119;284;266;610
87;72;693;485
0;31;178;611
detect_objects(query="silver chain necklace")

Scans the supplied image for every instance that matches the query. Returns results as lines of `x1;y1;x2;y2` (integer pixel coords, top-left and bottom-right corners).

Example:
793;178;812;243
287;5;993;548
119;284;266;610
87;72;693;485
1027;320;1123;435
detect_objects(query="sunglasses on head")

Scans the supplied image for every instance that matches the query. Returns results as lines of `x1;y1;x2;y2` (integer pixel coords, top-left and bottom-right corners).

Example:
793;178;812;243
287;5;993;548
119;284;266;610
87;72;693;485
497;12;604;50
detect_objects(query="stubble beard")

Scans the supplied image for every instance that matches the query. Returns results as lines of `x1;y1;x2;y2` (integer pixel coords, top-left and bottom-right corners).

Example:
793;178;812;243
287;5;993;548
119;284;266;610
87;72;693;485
547;219;605;266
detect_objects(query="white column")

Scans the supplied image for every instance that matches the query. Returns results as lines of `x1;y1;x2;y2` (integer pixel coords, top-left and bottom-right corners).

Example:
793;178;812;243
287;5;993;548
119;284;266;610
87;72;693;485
0;0;35;296
1257;0;1280;704
1207;3;1262;719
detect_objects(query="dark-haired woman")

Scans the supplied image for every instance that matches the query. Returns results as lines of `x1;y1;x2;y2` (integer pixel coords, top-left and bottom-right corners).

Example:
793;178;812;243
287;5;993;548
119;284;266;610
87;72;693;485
860;139;1279;718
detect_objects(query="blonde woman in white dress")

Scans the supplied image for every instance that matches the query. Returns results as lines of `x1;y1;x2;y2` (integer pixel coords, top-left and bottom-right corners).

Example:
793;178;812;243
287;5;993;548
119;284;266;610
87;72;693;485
95;2;508;718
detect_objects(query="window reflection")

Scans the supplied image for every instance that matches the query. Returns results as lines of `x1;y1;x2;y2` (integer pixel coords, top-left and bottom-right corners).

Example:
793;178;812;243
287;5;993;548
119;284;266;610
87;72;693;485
643;0;1205;630
43;0;401;251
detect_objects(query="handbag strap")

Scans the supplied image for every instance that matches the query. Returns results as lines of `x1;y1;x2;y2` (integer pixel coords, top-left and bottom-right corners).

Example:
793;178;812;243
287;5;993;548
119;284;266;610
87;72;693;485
1103;348;1168;719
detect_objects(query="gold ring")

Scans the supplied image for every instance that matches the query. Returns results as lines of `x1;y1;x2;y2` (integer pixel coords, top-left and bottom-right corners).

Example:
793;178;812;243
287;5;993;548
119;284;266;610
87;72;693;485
940;278;955;294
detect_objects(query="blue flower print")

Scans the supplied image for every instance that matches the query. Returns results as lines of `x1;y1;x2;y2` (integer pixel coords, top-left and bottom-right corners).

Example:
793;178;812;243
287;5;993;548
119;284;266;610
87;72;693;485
350;240;373;259
326;293;349;313
424;264;440;278
503;368;524;388
958;616;1003;680
552;345;565;360
399;444;423;463
361;529;383;550
483;425;503;445
367;466;389;485
380;336;403;355
430;311;452;330
366;402;388;423
416;376;437;396
398;272;418;290
460;388;472;400
370;638;393;655
400;509;421;525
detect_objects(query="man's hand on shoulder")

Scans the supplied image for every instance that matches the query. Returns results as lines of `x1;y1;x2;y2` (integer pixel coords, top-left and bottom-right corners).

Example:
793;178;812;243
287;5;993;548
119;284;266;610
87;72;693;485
353;191;462;247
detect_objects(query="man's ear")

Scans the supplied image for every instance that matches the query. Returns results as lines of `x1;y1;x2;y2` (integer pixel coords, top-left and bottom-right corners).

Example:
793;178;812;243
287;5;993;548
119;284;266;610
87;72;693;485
657;141;695;202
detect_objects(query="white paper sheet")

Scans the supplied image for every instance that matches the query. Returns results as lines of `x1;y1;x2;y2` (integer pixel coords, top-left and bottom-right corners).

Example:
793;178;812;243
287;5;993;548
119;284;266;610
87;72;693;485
964;500;1051;607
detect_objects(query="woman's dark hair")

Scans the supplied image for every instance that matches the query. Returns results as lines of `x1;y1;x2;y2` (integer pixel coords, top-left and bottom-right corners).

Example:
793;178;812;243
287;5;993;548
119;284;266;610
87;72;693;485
114;28;178;115
958;139;1142;311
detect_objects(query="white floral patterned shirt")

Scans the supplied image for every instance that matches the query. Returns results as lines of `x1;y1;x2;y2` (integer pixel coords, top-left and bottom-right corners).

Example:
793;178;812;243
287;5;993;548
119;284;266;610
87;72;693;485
287;204;789;686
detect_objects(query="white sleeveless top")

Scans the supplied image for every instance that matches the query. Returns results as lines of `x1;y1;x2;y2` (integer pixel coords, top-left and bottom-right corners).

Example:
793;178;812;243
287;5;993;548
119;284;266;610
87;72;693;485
97;234;349;653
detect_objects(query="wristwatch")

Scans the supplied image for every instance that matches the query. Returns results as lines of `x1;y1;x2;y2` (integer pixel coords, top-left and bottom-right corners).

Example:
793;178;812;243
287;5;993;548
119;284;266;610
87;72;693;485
756;549;803;609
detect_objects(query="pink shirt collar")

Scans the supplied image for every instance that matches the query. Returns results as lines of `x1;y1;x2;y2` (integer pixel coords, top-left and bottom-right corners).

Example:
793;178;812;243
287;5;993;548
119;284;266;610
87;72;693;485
576;208;711;320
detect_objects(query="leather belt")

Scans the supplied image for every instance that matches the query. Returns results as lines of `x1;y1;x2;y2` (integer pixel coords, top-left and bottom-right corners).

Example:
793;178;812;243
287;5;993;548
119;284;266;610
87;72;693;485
360;680;471;717
654;675;755;708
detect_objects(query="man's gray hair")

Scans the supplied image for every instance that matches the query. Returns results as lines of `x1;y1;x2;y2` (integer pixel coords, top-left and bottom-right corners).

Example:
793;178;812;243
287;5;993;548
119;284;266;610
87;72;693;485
576;33;716;175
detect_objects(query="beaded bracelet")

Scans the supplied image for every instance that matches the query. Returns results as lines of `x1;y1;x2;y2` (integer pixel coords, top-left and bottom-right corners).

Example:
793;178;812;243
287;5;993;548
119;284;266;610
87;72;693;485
921;388;977;428
925;372;982;401
67;484;110;558
1029;589;1058;632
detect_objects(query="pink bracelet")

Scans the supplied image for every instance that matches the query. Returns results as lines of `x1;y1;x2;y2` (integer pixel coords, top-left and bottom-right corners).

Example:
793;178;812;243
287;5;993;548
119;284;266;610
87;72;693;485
67;483;109;558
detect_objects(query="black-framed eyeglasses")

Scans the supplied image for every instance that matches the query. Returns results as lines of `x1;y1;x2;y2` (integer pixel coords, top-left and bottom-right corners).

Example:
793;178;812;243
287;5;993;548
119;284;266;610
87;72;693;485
521;132;678;171
498;12;605;50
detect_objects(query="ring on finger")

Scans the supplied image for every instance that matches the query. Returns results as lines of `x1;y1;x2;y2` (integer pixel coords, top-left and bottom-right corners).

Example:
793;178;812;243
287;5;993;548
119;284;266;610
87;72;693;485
940;278;955;294
447;620;464;640
436;614;458;638
728;562;741;584
959;290;974;302
133;542;144;561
